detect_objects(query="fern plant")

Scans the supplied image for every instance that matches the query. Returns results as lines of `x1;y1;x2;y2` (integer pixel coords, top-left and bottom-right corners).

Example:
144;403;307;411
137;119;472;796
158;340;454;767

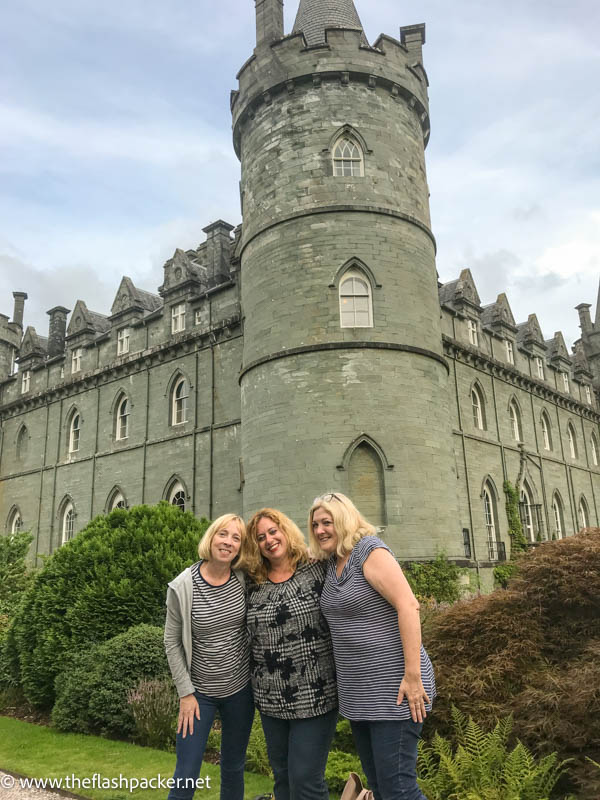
417;708;571;800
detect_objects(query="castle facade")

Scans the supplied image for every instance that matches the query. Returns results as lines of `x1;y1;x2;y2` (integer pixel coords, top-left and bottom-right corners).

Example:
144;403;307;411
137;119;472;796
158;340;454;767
2;0;599;588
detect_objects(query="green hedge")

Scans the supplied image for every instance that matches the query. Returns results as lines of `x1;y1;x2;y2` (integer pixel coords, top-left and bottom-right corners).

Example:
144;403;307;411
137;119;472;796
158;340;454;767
9;503;206;707
52;624;170;737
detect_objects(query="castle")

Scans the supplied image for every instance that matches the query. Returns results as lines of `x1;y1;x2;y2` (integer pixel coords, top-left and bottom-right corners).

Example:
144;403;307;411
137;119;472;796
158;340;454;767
2;0;599;588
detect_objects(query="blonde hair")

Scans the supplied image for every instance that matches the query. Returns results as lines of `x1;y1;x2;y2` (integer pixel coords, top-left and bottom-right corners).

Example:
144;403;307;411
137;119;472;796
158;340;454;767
308;492;376;559
246;508;309;583
197;514;247;569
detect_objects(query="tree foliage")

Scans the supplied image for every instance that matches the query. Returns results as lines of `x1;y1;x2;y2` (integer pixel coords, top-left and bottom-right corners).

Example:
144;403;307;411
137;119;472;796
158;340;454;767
425;529;600;796
9;503;206;707
402;552;465;603
0;530;34;618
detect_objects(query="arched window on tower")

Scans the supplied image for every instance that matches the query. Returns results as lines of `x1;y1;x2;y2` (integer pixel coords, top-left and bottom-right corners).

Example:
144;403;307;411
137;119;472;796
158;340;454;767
332;136;364;177
578;495;590;530
171;377;189;426
509;399;522;442
339;270;373;328
16;425;29;462
115;395;129;441
347;442;386;529
7;507;23;534
540;411;552;452
567;423;578;460
471;384;486;431
552;492;565;539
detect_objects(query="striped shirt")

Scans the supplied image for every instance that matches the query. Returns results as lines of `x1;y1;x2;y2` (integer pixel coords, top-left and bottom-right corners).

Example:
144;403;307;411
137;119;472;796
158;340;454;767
320;536;436;721
190;562;250;697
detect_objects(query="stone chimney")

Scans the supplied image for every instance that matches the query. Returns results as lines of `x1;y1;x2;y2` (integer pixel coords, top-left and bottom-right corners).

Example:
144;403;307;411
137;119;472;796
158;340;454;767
47;306;71;357
12;292;27;327
202;221;235;286
255;0;284;47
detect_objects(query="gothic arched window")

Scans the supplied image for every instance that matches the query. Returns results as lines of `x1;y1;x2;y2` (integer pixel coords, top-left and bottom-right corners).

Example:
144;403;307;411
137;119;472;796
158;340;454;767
483;482;500;560
348;441;386;529
578;496;590;530
7;507;23;534
520;482;535;543
115;395;129;441
16;425;28;462
332;136;364;177
171;376;189;426
552;493;565;539
68;410;81;454
567;423;578;460
471;384;485;430
61;501;75;544
509;399;522;442
339;270;372;328
540;411;552;452
107;488;127;511
591;433;599;467
167;480;187;512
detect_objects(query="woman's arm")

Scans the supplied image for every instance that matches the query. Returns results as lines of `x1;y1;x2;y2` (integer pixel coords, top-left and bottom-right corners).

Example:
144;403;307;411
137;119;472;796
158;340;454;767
164;587;200;737
362;548;431;723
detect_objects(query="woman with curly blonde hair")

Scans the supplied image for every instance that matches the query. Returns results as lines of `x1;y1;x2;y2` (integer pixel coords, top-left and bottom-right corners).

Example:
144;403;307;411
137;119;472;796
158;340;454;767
309;492;435;800
246;508;337;800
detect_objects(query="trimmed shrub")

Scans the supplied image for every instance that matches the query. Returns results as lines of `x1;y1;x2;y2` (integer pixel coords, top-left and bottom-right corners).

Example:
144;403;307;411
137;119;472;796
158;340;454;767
332;717;356;754
402;552;464;603
128;677;178;750
9;503;206;707
425;529;600;796
0;530;33;617
52;624;169;737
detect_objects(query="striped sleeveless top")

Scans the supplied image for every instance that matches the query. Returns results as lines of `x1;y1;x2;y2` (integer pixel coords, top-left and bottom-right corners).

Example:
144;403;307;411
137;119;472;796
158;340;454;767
190;562;250;697
320;536;436;721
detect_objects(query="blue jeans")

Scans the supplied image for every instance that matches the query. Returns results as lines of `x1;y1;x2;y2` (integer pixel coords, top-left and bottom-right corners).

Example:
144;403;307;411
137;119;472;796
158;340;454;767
260;708;338;800
350;719;426;800
167;683;254;800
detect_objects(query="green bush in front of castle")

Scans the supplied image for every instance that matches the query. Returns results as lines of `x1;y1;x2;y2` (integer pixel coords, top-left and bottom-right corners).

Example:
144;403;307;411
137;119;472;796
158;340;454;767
8;502;206;708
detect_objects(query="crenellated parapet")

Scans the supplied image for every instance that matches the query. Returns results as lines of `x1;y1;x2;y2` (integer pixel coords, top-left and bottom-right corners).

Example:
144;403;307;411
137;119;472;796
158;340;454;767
232;26;430;159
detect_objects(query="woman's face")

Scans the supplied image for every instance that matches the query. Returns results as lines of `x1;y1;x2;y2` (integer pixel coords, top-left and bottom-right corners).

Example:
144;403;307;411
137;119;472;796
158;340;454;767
210;522;243;563
256;516;289;563
312;507;338;555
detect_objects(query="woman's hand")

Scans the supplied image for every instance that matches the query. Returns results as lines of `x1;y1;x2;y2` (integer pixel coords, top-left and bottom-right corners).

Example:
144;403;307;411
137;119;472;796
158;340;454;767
397;675;430;723
177;693;200;738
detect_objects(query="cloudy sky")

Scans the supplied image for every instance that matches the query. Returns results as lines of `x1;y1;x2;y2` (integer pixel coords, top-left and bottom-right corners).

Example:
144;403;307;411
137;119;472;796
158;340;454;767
1;0;599;348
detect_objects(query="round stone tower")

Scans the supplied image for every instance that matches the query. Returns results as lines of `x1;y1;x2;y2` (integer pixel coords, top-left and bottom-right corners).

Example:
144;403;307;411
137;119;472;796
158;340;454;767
233;0;460;557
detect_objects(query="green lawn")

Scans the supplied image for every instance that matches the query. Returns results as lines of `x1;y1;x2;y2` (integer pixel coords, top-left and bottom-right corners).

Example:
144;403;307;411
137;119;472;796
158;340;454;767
0;716;273;799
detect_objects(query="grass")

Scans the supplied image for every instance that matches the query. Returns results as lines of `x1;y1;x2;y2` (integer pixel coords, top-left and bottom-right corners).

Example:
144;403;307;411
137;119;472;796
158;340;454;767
0;716;273;799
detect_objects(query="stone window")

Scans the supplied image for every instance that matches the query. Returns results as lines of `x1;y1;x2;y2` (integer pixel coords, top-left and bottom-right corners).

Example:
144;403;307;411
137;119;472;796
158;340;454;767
552;493;565;539
72;348;82;373
520;483;535;543
483;482;500;560
68;412;80;454
172;377;188;425
108;488;127;511
535;357;544;380
21;370;31;394
117;327;130;356
591;433;599;467
61;502;75;544
467;319;478;347
540;411;552;452
509;399;522;442
585;385;592;404
115;396;129;441
339;270;372;328
578;496;590;530
171;303;186;334
8;507;23;534
16;425;28;462
168;480;186;511
505;339;514;365
567;423;578;460
471;384;485;430
332;136;364;177
562;372;570;393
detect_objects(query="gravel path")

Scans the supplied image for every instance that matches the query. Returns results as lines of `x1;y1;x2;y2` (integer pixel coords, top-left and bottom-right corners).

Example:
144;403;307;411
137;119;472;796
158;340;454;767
0;771;87;800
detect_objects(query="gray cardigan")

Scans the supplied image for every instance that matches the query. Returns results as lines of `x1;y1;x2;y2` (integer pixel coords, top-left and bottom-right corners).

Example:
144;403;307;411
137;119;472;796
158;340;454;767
164;564;246;699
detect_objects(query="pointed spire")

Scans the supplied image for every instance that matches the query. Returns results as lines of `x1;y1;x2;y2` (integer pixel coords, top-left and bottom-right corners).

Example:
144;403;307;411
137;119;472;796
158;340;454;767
293;0;368;47
595;279;600;328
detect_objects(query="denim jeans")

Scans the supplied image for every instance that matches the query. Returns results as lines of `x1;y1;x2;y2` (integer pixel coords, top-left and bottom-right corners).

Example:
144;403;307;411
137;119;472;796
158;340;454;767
350;719;427;800
167;683;254;800
260;708;338;800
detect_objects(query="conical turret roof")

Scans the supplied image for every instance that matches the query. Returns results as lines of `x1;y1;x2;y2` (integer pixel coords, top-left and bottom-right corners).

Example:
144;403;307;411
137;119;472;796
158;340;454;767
293;0;368;47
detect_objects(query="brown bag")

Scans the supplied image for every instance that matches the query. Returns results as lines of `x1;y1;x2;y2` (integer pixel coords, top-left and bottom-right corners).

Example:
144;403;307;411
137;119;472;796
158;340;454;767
340;772;374;800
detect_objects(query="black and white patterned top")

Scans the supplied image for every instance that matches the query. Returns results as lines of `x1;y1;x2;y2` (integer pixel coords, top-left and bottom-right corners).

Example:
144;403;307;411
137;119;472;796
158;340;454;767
247;561;337;719
320;536;436;721
190;562;250;697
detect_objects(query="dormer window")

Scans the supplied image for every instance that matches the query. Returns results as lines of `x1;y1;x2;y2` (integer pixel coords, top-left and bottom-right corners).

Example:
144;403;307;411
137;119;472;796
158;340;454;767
562;372;570;393
172;303;186;334
505;340;514;365
117;327;130;356
535;357;544;380
21;370;31;394
467;319;478;346
72;348;82;373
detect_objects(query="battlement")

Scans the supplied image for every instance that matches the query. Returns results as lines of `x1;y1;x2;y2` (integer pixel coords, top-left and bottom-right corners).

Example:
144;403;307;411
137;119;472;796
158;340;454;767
232;25;430;157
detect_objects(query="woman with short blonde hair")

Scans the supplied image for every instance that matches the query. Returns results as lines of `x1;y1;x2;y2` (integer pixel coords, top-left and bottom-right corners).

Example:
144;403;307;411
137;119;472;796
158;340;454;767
164;512;254;800
246;508;337;800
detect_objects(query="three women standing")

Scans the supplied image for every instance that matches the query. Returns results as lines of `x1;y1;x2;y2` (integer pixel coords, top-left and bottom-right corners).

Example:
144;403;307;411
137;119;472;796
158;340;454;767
309;492;435;800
